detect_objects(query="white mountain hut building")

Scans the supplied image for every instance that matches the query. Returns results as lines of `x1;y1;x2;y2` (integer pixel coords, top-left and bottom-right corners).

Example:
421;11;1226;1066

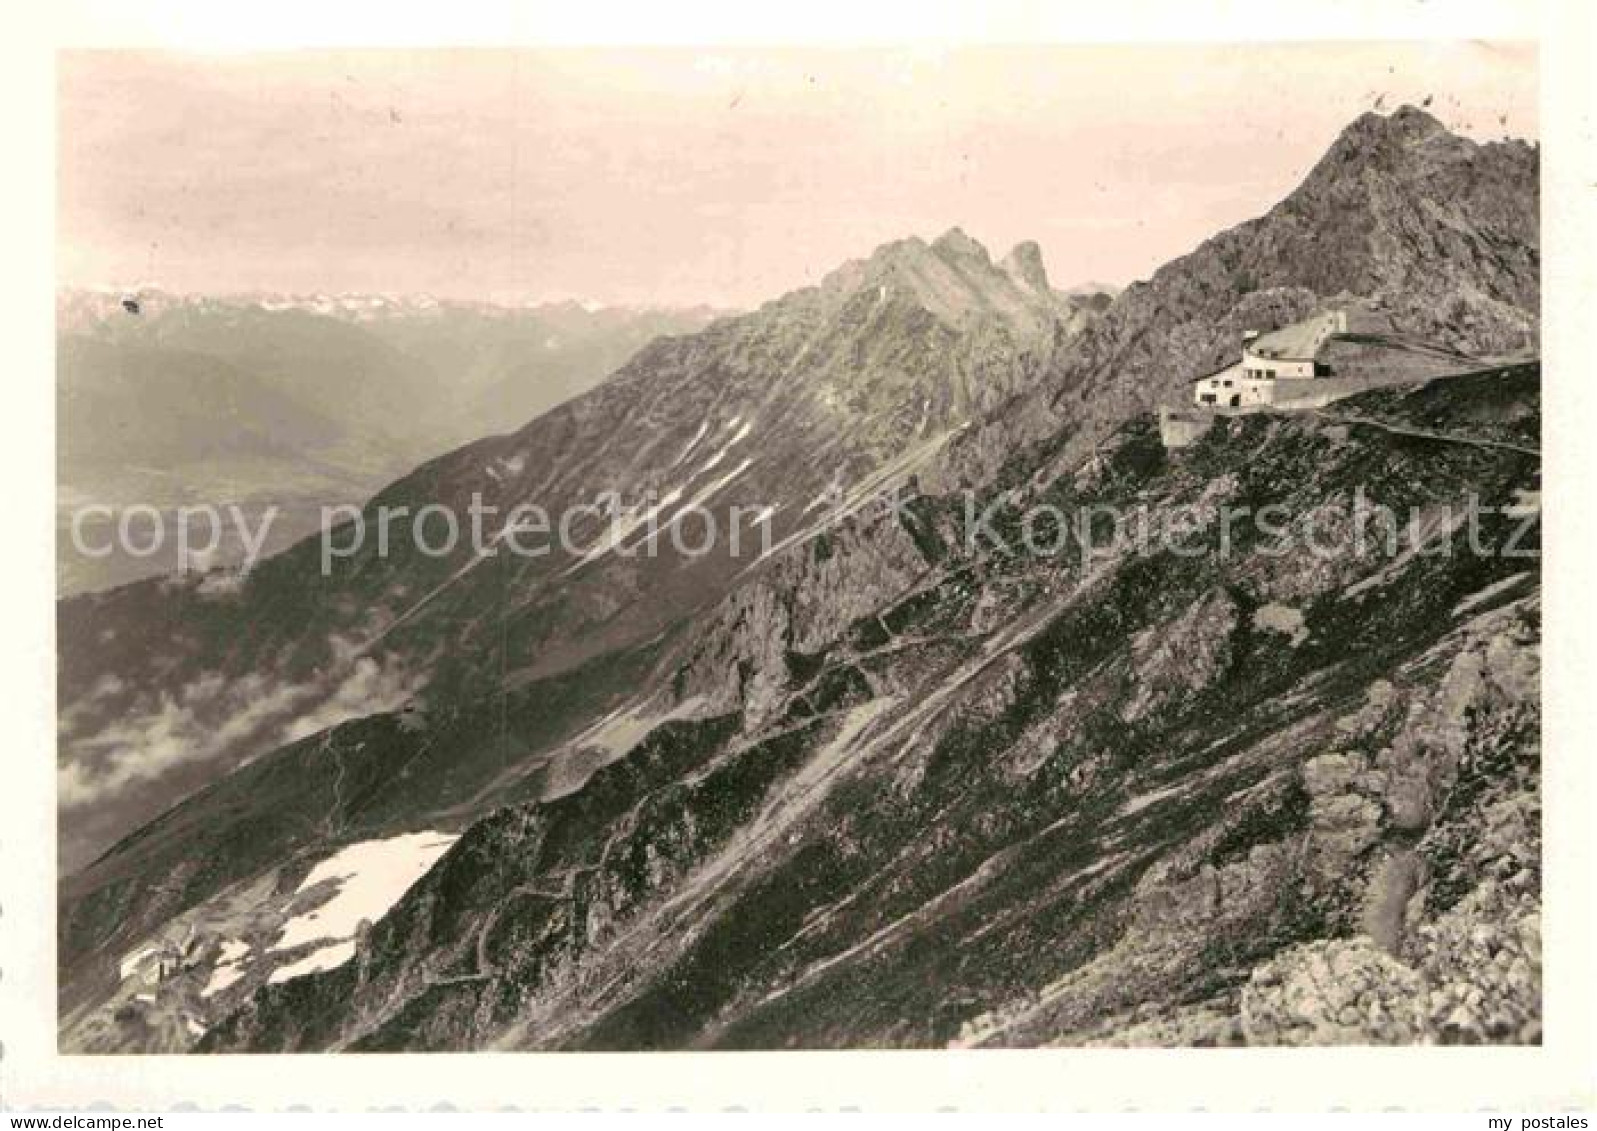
1192;310;1348;408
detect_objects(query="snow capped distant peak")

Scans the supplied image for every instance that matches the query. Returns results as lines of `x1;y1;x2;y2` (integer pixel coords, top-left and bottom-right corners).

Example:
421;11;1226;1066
57;286;733;328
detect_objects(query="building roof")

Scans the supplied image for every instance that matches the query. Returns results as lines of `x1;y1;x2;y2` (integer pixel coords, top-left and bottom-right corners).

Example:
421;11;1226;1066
1246;311;1343;362
1187;358;1242;385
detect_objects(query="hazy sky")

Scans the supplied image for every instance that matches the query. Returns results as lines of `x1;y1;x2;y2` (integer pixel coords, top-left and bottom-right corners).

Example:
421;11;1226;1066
58;43;1537;307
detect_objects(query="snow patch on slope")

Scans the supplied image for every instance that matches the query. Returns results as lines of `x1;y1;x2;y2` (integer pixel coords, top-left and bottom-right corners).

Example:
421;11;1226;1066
268;940;357;985
272;831;459;964
670;420;711;468
202;962;245;999
697;419;754;475
564;487;686;574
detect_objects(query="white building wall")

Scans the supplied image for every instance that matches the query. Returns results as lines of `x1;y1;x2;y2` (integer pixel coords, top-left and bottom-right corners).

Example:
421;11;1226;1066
1193;374;1236;406
1193;310;1345;408
1241;350;1316;380
1240;377;1275;405
1193;368;1275;407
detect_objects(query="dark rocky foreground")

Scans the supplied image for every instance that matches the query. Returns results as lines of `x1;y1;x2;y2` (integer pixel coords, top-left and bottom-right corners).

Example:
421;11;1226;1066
189;367;1540;1051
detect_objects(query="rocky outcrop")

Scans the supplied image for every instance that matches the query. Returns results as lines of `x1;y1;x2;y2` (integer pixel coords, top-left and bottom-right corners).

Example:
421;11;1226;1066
1242;594;1541;1046
1000;241;1052;295
1243;876;1540;1045
1120;587;1239;722
931;106;1538;493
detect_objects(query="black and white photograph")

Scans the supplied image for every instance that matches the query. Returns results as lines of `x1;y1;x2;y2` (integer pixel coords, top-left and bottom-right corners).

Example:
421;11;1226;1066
3;0;1593;1118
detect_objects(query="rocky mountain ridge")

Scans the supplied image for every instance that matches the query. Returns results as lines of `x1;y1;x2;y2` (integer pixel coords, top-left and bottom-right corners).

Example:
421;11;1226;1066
57;107;1542;1051
57;226;1099;870
931;105;1539;492
177;365;1541;1051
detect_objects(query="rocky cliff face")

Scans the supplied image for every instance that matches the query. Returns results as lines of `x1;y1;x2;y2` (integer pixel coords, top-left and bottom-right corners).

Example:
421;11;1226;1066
58;108;1541;1052
933;105;1539;492
174;364;1538;1052
57;232;1097;872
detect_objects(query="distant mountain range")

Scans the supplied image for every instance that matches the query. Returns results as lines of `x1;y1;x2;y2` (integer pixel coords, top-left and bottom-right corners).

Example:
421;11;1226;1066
56;227;1103;870
57;291;723;593
57;108;1542;1052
